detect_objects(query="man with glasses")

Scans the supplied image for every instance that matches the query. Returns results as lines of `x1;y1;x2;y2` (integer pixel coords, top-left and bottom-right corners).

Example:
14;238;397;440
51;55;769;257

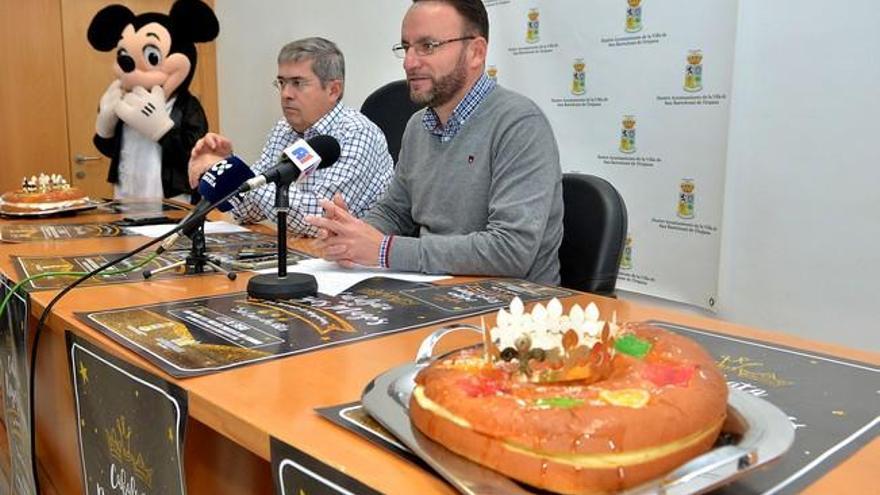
188;37;393;236
307;0;564;284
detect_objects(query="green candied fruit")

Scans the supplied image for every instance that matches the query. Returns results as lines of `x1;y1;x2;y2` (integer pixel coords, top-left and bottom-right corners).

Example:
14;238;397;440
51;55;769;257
535;397;584;409
615;333;652;358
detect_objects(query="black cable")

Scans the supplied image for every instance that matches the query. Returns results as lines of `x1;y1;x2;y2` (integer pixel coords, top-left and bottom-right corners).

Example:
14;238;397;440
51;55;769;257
27;189;241;492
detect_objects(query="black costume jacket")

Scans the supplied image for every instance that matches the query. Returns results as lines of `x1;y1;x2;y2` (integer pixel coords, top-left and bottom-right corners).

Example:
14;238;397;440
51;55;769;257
93;89;208;199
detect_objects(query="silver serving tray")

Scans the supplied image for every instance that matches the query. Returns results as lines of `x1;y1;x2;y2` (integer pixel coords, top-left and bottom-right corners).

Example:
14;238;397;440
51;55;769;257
362;325;795;495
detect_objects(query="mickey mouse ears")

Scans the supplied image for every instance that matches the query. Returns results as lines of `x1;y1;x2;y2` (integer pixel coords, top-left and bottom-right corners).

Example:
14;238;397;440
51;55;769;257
170;0;219;44
87;0;218;51
87;5;135;51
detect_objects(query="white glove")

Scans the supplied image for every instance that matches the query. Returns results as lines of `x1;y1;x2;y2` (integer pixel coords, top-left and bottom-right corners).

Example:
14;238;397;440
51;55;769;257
115;85;174;141
95;80;123;138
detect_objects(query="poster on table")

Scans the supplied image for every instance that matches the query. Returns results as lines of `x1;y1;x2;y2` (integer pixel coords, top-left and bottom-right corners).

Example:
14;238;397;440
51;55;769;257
0;275;37;494
13;245;309;291
0;223;130;243
484;0;738;309
79;278;574;378
67;333;188;495
653;322;880;494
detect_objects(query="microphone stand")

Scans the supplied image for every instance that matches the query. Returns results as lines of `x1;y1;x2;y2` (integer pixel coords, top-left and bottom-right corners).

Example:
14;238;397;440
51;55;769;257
143;218;237;280
247;176;317;299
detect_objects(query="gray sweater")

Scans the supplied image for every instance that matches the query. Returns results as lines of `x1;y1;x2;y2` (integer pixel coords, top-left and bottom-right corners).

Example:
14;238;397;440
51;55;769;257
365;86;564;284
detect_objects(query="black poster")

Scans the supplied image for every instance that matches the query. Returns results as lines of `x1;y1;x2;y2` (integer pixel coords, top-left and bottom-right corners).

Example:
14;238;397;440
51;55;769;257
0;223;279;245
402;279;573;312
270;436;381;495
651;322;879;495
315;402;423;468
14;251;192;290
13;245;310;291
318;321;879;495
79;278;574;378
67;333;188;495
0;275;37;494
0;223;129;242
178;231;281;250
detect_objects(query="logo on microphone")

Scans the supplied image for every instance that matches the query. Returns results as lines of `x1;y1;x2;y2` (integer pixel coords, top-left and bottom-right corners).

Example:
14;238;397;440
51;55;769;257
202;158;233;188
211;160;233;176
283;139;322;174
292;146;313;163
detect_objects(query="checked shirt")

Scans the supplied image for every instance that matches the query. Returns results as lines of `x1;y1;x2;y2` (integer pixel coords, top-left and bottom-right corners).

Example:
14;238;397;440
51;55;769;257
232;102;393;236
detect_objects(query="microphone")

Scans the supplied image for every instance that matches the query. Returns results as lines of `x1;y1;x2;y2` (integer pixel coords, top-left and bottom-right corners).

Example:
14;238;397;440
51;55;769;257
244;135;340;301
240;135;341;192
199;155;255;212
157;135;340;254
157;155;254;253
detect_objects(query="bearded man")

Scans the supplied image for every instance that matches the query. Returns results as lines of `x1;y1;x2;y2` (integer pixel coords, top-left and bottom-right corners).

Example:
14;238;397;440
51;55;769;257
307;0;564;284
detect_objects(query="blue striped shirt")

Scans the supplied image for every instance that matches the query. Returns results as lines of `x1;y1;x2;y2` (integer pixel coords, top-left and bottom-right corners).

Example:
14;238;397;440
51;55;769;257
422;73;496;142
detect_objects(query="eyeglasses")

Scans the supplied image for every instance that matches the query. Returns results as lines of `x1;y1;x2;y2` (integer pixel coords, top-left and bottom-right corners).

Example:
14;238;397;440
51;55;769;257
391;36;476;58
272;77;313;92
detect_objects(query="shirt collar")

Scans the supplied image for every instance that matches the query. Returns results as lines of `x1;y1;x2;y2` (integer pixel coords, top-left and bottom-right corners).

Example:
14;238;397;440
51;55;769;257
422;73;496;142
290;101;343;139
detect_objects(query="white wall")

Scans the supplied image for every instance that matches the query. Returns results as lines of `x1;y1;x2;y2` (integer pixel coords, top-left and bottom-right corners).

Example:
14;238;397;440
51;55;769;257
214;0;410;162
215;0;880;351
716;0;880;349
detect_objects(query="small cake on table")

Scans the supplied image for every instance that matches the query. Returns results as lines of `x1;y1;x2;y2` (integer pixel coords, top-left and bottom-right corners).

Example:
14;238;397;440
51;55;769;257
1;174;90;214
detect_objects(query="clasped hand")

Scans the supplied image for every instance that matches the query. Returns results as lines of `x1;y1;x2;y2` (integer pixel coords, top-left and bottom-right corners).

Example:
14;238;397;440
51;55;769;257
306;195;384;268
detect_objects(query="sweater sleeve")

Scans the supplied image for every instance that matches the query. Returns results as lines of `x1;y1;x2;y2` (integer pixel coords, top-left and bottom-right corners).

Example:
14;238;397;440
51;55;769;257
387;113;561;277
363;166;417;236
364;118;419;236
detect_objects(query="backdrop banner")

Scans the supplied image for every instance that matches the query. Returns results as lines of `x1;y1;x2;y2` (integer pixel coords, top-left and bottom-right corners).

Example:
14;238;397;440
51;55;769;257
485;0;738;309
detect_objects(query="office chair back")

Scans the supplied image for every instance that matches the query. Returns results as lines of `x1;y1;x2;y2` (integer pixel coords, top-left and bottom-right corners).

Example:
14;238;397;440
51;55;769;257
360;80;423;164
558;173;628;296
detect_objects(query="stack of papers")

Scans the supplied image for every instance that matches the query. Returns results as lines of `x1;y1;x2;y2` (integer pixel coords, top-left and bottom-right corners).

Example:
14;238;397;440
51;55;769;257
125;221;249;237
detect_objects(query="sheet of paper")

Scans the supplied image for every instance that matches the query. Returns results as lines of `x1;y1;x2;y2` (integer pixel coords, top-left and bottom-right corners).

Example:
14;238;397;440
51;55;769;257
126;221;249;238
255;258;450;296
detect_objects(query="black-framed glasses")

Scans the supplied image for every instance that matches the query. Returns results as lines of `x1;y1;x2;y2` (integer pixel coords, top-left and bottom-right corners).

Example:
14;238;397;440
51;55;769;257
391;36;476;58
272;77;313;92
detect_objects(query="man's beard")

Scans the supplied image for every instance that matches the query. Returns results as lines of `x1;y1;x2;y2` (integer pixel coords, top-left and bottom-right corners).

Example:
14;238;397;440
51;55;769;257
409;51;468;108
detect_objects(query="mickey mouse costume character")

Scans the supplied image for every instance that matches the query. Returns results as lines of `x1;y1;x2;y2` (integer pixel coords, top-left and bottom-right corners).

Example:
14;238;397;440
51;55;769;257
88;0;219;201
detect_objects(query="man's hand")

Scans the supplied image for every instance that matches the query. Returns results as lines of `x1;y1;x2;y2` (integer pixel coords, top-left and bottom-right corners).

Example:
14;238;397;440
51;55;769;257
189;133;235;188
96;80;123;138
188;151;227;189
115;85;174;141
306;197;384;268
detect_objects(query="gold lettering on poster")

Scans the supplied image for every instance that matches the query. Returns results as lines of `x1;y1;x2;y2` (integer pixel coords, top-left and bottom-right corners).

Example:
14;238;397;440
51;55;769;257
717;355;793;388
89;309;270;366
105;416;153;489
246;301;355;337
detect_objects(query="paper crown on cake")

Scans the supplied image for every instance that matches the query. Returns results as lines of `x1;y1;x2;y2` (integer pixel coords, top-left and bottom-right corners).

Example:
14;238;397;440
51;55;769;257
484;297;620;384
21;173;71;193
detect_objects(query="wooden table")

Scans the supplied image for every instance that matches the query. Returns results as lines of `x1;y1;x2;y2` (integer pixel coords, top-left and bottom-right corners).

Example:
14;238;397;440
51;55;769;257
1;211;877;494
